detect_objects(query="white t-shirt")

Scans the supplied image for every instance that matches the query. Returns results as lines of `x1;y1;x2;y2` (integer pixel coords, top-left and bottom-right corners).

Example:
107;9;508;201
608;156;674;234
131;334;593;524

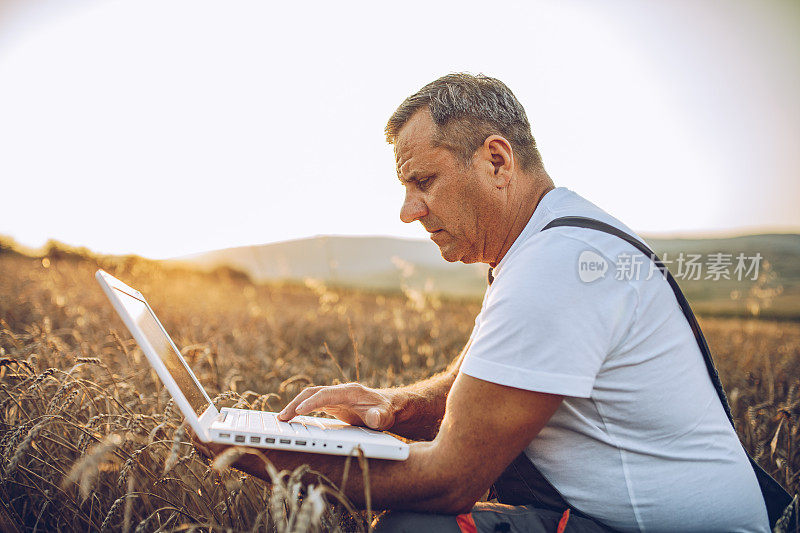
460;187;769;532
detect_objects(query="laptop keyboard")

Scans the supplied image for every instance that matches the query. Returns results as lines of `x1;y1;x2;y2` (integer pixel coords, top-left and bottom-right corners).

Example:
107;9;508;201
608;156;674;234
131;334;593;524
211;407;409;461
224;410;331;438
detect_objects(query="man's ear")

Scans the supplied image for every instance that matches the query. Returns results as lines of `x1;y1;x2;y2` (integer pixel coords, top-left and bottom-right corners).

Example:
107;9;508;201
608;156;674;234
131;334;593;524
483;135;514;189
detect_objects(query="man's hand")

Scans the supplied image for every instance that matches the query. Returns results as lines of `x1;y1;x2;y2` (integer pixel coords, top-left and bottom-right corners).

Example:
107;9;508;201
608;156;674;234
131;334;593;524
189;427;235;464
276;339;470;440
277;383;400;430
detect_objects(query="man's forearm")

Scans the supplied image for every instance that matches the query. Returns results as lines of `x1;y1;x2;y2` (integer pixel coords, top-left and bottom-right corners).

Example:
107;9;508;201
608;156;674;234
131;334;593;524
386;341;469;441
386;371;456;440
231;441;463;514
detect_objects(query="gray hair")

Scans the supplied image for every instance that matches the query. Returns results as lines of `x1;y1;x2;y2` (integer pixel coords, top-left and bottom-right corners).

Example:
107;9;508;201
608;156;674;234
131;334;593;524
385;73;543;172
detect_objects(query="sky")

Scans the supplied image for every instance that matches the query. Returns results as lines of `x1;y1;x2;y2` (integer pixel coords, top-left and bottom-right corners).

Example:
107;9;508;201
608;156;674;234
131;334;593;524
0;0;798;259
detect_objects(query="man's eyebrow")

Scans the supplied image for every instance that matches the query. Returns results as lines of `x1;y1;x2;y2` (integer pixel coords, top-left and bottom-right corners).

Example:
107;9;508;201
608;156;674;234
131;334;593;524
398;173;422;185
397;166;427;184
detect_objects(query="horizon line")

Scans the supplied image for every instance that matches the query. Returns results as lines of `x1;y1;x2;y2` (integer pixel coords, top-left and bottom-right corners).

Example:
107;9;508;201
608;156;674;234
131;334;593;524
3;225;799;262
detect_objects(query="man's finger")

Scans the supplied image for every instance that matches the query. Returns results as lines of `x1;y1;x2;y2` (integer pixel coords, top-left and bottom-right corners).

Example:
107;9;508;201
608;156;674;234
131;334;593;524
293;387;354;416
364;407;392;430
195;440;213;459
189;430;219;459
277;386;324;421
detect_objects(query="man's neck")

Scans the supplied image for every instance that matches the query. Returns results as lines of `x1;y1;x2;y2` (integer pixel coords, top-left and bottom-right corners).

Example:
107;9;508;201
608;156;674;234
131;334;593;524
488;174;555;268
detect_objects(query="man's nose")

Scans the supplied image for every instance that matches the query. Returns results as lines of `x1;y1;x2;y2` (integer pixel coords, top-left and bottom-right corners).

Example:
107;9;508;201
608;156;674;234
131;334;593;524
400;190;428;224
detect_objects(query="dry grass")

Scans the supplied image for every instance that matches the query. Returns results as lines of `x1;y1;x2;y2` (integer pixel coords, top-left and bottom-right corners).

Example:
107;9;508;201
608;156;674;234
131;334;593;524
0;245;798;531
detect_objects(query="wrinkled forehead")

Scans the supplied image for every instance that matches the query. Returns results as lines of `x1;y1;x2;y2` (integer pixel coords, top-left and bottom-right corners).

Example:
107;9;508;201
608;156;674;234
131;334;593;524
394;110;439;177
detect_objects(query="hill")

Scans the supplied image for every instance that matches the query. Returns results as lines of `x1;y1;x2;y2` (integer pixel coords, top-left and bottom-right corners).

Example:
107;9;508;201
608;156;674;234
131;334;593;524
647;233;800;319
173;235;489;297
175;233;800;319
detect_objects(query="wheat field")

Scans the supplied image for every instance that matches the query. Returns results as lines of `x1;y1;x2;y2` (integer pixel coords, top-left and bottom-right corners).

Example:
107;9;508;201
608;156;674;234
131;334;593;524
0;244;798;531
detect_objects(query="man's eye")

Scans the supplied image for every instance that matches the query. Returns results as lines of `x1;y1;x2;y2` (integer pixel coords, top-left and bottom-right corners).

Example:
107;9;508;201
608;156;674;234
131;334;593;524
417;177;433;189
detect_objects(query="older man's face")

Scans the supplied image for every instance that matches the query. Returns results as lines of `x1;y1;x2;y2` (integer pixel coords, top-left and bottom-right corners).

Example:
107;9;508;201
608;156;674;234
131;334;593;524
395;110;492;264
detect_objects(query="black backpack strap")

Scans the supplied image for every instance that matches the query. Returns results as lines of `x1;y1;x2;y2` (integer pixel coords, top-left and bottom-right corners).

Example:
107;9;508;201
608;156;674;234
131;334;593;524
540;215;793;528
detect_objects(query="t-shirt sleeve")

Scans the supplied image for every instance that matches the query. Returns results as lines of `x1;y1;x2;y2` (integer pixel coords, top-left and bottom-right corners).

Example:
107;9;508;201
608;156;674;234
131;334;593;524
460;232;637;398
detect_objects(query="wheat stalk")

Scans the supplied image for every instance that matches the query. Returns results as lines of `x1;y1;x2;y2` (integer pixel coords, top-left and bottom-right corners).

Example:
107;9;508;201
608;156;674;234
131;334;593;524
5;417;49;475
163;423;186;474
292;484;326;533
63;433;123;500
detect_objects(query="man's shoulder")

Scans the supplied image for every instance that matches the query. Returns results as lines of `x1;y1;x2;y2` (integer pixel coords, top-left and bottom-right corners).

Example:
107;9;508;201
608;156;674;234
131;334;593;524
537;189;644;243
489;224;639;313
490;189;653;302
504;216;640;277
527;191;652;265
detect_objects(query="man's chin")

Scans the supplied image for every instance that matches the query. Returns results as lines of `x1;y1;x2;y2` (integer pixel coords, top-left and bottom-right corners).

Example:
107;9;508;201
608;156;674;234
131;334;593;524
436;243;469;264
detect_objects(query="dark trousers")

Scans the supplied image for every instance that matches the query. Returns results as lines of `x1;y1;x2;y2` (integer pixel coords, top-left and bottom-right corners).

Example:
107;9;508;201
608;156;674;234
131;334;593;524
373;454;613;532
373;502;575;533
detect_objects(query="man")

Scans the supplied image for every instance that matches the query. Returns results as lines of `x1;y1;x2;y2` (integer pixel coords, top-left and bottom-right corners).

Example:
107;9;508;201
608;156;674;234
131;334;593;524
199;74;769;532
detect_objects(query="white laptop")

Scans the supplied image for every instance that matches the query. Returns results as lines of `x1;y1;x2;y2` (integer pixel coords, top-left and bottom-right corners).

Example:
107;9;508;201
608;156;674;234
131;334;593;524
95;269;409;461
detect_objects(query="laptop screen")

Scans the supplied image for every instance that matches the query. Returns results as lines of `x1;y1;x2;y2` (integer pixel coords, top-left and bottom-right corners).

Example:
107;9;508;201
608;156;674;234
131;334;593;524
112;287;211;415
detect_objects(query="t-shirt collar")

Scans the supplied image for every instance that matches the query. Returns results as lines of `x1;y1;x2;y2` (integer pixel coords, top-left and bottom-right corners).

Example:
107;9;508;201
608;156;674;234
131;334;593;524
489;186;569;281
